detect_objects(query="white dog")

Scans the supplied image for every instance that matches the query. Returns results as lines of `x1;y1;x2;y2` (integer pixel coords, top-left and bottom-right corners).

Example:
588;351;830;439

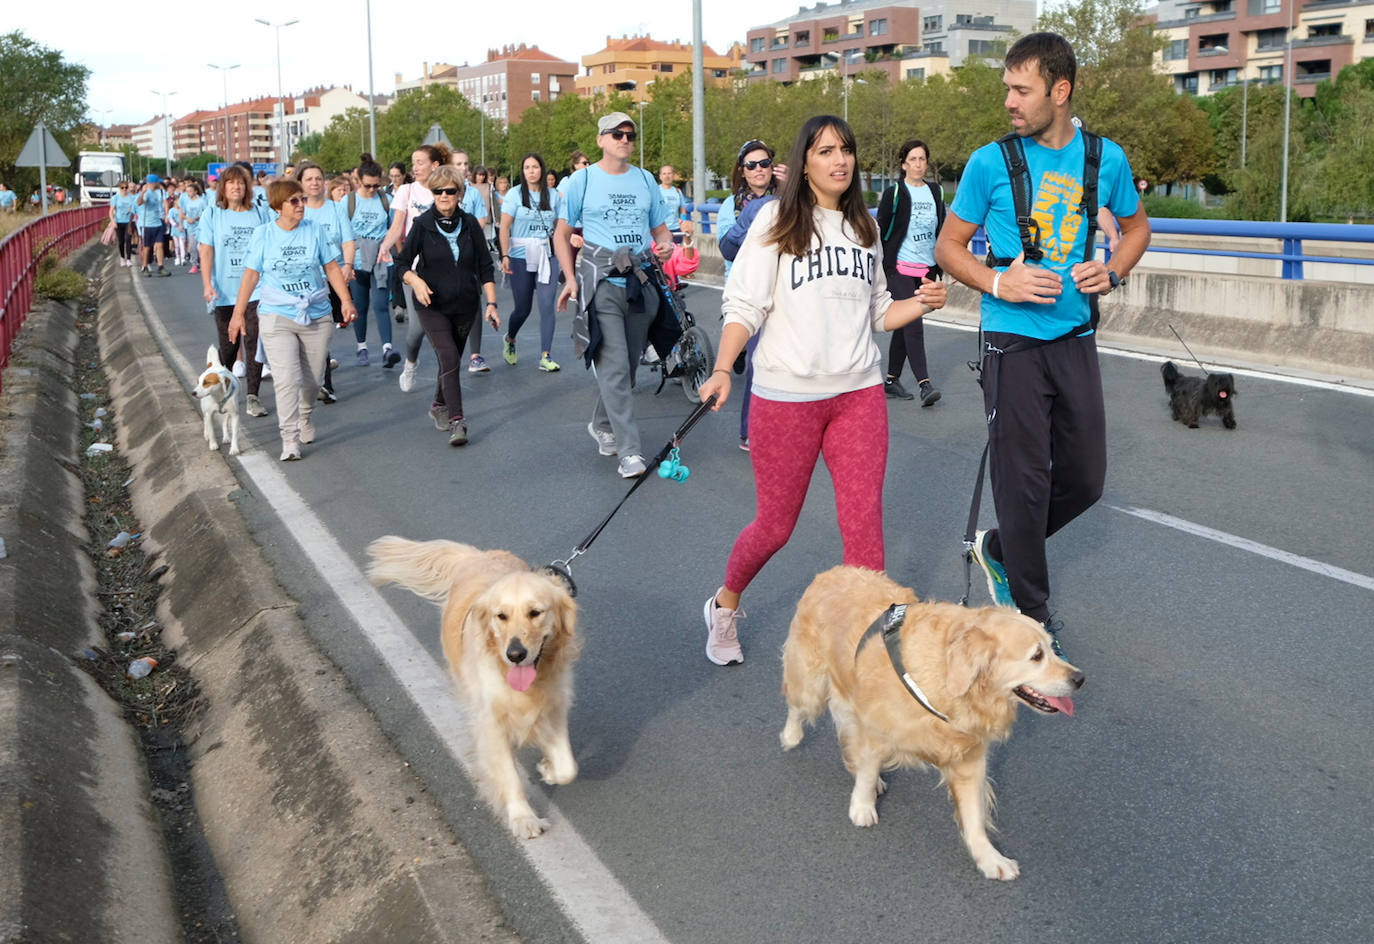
191;345;241;455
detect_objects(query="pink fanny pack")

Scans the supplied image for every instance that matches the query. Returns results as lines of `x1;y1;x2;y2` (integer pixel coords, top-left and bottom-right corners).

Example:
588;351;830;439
895;261;929;279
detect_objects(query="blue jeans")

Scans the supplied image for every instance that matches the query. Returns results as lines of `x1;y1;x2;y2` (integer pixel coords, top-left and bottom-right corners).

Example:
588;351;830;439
350;268;392;347
505;255;560;354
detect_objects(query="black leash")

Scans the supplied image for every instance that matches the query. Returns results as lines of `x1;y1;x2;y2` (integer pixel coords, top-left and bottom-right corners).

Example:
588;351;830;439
1168;323;1211;376
544;394;718;596
854;604;950;723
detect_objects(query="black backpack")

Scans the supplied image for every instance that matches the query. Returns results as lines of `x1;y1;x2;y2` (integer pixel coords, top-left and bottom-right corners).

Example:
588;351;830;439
986;129;1103;330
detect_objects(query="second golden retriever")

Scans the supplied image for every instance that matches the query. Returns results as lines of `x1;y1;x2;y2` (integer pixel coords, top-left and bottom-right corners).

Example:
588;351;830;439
781;566;1083;880
366;537;581;839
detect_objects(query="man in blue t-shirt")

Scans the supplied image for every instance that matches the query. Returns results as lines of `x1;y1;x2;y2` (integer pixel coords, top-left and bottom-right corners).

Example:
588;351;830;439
554;111;673;479
658;165;685;243
936;32;1151;659
0;183;16;212
136;173;170;276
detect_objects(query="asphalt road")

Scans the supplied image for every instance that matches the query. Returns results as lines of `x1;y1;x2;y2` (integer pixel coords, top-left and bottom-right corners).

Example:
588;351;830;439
129;260;1374;944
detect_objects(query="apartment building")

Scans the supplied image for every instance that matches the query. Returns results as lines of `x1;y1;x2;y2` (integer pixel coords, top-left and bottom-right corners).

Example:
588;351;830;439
131;116;172;160
395;45;577;124
1151;0;1374;96
280;86;373;158
188;97;293;165
574;35;742;101
743;0;1034;85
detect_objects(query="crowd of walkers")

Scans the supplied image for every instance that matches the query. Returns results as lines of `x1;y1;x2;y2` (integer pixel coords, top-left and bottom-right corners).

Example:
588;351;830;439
107;32;1147;668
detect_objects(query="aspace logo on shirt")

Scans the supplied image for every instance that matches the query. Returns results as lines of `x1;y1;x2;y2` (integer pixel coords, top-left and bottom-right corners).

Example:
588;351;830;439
1030;170;1086;265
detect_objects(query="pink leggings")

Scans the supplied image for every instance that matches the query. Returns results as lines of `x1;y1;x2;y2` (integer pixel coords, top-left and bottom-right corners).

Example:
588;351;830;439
724;384;887;594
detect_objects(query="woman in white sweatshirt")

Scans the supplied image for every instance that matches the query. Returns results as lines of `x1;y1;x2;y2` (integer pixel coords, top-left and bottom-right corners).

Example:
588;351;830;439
695;115;947;666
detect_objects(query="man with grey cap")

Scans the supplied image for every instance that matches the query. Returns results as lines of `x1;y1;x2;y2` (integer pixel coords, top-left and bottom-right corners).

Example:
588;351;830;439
556;111;674;478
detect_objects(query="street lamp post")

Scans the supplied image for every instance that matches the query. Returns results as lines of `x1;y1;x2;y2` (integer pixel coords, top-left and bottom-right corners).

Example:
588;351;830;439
364;0;377;156
255;18;299;171
152;89;176;175
209;63;240;162
1279;0;1295;222
636;100;648;168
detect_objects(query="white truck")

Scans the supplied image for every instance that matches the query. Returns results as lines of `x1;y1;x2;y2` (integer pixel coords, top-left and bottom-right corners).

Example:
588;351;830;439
76;151;127;205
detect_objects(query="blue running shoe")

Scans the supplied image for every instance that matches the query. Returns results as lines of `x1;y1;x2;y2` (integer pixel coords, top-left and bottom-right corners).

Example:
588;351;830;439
971;529;1016;608
1042;615;1067;661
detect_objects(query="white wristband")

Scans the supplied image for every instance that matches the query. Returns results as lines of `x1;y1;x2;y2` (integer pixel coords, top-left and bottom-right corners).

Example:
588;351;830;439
991;271;1002;300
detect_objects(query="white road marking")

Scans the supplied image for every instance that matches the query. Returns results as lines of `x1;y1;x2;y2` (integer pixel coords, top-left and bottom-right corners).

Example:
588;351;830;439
130;270;671;944
1105;503;1374;593
681;282;1374;397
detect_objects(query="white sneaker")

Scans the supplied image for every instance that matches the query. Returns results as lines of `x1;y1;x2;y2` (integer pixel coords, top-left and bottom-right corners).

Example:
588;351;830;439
261;364;272;381
587;422;616;456
232;360;246;378
399;361;417;392
617;455;647;478
298;415;316;444
703;589;745;665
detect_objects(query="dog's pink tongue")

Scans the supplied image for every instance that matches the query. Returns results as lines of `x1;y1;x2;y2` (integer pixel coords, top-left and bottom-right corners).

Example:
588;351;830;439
1045;695;1075;716
507;664;537;692
1218;390;1227;398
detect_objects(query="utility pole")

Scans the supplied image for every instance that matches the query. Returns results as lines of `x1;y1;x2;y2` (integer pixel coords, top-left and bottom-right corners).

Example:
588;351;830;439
256;18;300;171
1279;0;1294;222
209;64;240;161
365;0;378;156
152;89;176;175
691;0;706;208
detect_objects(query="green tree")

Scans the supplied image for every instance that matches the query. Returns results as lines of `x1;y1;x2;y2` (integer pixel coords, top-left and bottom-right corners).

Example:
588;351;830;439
0;31;91;190
1038;0;1216;189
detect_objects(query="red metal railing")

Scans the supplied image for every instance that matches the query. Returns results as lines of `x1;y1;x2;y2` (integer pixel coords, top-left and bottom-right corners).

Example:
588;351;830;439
0;206;108;394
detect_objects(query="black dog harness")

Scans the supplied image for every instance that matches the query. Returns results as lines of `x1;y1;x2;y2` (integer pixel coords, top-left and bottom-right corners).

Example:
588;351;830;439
854;604;950;724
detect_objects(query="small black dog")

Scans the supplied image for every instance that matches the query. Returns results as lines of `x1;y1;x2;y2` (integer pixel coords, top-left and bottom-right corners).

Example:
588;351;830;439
1161;361;1237;429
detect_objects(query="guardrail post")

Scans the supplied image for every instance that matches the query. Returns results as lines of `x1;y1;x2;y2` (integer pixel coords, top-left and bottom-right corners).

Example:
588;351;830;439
1282;237;1303;280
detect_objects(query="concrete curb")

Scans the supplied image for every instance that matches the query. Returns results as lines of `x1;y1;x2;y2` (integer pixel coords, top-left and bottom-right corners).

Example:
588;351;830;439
0;246;181;944
99;259;521;943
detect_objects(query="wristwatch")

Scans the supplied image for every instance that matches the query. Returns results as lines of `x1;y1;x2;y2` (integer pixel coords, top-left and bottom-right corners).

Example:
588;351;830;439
1107;269;1125;289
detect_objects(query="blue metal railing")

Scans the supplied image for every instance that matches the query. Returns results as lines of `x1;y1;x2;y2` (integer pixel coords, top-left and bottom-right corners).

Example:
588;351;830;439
683;204;1374;281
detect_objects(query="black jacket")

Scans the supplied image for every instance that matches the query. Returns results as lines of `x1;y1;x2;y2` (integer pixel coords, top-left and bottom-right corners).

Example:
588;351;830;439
876;180;945;279
394;207;494;314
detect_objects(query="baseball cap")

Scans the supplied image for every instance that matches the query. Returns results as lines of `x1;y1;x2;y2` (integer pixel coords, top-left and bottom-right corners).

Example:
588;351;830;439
597;112;636;135
146;172;161;184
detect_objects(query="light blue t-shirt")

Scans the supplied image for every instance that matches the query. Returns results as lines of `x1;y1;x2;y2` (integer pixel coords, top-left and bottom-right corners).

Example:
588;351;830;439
501;185;562;259
462;185;486;221
243;219;336;321
715;194;739;278
0;189;14;209
438;217;463;264
305;200;353;258
111;192;137;223
166;206;183;232
896;182;938;267
659;184;684;232
183;195;207;226
346;193;389;240
137;188;166;227
557;164;667;254
200;204;270;306
950;128;1137;340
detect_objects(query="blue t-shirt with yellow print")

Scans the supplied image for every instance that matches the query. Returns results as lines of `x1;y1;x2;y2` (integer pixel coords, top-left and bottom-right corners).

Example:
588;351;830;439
950;127;1138;340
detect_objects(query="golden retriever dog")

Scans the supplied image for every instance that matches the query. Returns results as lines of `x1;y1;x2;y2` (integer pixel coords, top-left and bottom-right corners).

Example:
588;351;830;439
780;566;1083;880
366;537;581;839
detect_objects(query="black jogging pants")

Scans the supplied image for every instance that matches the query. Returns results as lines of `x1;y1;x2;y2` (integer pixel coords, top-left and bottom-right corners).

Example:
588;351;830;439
982;331;1106;623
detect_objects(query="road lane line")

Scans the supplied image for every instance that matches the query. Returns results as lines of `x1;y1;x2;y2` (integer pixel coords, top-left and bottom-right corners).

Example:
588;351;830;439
130;271;672;944
1105;503;1374;593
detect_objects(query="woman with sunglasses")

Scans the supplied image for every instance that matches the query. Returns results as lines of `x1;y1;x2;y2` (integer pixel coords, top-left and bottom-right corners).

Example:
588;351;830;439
877;139;945;407
379;143;449;394
694;116;947;666
715;139;785;452
229;179;357;460
109;181;139;267
393;166;499;446
500;152;563;372
199;164;273;417
296;161;356;403
345;157;399;368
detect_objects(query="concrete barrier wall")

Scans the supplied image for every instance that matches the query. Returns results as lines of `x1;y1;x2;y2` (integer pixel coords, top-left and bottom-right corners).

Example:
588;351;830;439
688;234;1374;382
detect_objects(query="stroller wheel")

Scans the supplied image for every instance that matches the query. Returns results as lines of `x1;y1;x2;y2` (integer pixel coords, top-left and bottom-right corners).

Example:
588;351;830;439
678;325;714;403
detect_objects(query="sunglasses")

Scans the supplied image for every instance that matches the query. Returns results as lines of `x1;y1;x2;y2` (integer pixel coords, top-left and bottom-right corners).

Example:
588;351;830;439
743;158;773;171
283;196;305;207
431;187;461;196
605;129;637;142
359;182;379;190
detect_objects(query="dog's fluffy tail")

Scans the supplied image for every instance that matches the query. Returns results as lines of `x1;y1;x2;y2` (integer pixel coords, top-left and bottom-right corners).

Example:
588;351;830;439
1160;360;1180;390
366;536;483;604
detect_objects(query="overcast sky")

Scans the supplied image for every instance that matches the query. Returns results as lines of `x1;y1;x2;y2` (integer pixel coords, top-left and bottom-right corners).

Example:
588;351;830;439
19;0;811;127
